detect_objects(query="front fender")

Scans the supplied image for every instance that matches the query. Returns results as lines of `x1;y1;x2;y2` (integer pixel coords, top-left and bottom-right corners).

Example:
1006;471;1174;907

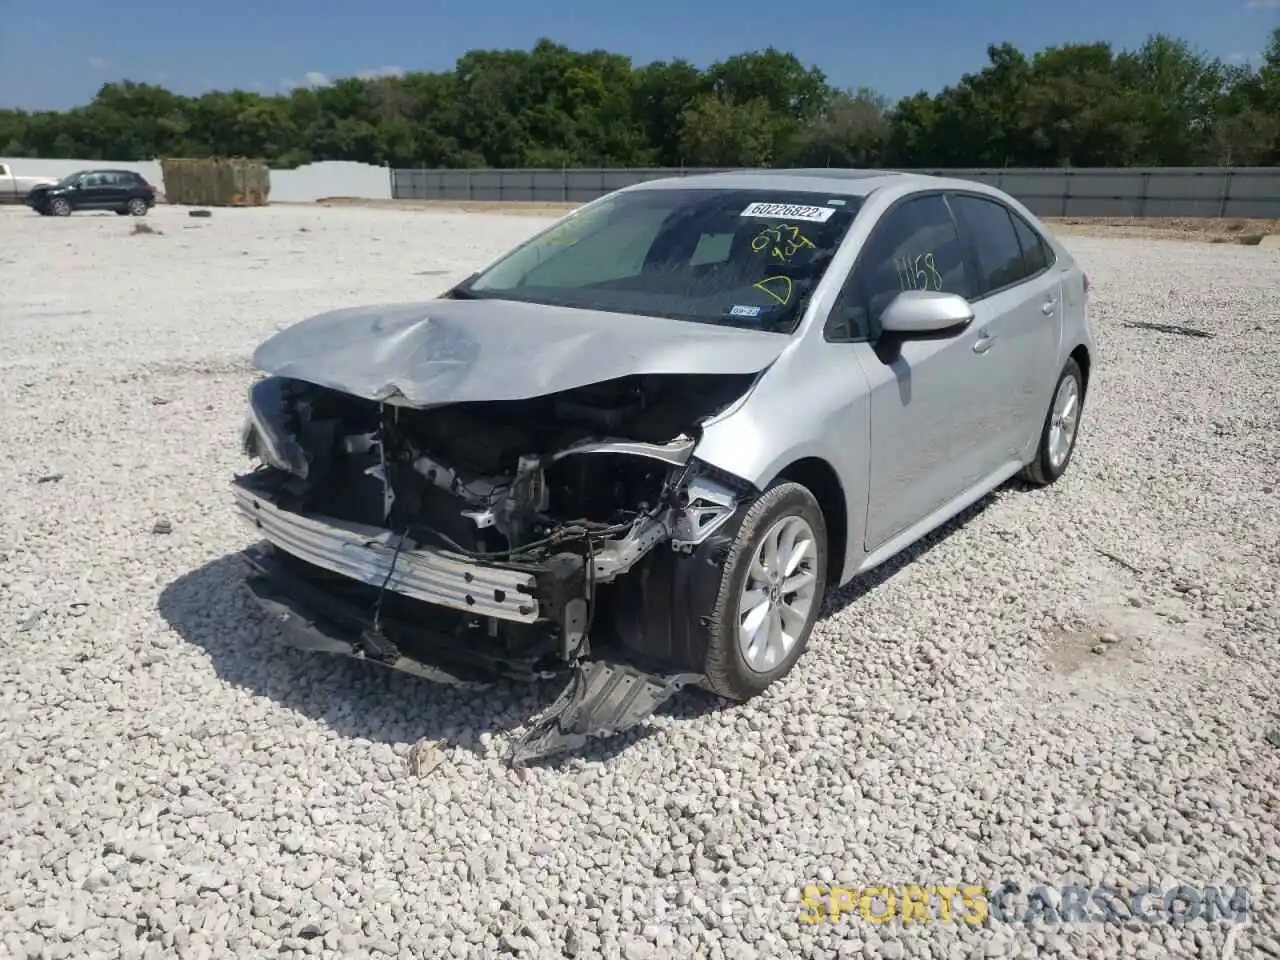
690;341;873;583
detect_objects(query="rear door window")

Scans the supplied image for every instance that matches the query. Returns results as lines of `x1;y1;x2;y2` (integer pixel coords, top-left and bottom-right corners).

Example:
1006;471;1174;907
949;194;1029;296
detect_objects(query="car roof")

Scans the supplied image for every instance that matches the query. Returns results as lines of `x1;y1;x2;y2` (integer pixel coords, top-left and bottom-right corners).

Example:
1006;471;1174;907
622;168;1004;201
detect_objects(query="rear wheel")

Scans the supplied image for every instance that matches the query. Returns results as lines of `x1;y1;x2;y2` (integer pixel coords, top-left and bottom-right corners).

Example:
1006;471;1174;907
50;197;72;217
127;197;148;216
1019;357;1084;486
702;481;828;701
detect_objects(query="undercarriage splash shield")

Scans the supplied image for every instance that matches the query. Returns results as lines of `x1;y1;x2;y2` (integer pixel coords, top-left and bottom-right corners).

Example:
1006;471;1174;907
509;661;703;766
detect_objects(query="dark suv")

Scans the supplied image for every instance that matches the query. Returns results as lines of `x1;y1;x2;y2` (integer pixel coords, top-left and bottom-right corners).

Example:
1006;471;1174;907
26;169;158;217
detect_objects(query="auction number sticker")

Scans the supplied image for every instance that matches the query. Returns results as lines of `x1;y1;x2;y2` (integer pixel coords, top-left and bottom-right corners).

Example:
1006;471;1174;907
740;202;835;223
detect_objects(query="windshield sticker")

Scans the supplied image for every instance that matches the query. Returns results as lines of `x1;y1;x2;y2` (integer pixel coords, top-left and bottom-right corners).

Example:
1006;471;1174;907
751;223;816;264
740;202;835;223
752;275;794;306
728;304;762;318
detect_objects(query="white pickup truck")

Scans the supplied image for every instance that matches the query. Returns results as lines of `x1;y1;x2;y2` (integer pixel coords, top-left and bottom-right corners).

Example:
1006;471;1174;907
0;162;58;203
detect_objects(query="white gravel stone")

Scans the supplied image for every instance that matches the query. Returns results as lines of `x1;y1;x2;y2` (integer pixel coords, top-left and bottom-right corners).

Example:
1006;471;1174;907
2;204;1278;957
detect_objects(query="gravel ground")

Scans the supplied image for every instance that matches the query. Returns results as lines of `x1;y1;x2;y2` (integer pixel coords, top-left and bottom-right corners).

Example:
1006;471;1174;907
1;204;1278;960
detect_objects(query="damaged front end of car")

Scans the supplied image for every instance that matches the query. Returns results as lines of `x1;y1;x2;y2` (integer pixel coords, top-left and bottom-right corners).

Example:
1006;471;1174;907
234;369;757;764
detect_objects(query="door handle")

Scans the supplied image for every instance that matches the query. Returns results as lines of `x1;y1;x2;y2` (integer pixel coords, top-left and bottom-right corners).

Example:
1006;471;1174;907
972;333;995;354
1041;300;1057;316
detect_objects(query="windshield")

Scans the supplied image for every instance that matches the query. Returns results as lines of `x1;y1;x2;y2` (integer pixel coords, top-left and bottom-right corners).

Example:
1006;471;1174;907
455;187;865;333
55;172;86;187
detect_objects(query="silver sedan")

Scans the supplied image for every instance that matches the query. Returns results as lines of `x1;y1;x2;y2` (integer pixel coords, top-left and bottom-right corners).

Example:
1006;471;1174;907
234;169;1095;762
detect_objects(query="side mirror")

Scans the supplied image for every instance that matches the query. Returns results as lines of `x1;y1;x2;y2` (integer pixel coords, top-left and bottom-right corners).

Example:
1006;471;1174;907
879;290;974;339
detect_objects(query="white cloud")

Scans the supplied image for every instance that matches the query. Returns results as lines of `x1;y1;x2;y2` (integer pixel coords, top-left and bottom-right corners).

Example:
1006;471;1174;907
88;57;108;70
282;66;405;90
356;65;406;80
282;72;332;90
1246;0;1280;8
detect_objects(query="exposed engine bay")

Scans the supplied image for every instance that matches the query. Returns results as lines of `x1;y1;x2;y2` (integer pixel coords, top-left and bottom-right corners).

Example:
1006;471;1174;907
241;371;750;561
235;371;758;762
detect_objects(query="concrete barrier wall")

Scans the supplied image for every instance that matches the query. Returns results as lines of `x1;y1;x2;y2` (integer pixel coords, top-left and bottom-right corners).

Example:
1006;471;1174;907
10;159;1275;216
391;166;1280;219
1;158;393;204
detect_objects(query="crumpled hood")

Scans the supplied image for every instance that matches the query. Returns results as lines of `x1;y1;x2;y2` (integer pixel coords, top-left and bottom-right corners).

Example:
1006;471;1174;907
252;298;791;405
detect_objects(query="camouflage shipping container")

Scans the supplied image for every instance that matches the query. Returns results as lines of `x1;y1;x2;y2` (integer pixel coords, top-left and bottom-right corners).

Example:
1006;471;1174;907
159;157;271;206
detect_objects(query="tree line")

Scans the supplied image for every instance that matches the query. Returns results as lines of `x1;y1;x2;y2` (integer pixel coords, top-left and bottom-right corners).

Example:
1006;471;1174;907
2;30;1277;170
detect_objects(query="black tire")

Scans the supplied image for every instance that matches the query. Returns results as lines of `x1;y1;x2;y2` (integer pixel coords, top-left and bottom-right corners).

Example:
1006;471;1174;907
702;481;829;701
1019;357;1084;486
50;197;72;217
115;209;129;216
127;197;149;216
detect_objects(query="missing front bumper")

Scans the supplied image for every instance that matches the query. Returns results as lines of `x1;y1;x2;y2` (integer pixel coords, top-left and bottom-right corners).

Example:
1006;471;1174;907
232;473;542;623
238;544;706;765
240;543;551;683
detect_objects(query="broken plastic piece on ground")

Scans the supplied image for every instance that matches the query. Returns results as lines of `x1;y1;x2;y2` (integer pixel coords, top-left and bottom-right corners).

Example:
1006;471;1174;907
508;660;703;767
407;739;447;777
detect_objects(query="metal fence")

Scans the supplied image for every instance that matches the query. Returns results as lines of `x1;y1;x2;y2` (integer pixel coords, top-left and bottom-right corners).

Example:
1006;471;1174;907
391;166;1280;219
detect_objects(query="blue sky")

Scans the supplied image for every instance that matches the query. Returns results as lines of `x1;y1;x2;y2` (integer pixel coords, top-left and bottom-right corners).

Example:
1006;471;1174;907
1;0;1276;111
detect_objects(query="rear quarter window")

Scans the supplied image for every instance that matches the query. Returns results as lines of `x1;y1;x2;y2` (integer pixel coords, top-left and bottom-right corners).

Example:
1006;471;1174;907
1010;212;1053;275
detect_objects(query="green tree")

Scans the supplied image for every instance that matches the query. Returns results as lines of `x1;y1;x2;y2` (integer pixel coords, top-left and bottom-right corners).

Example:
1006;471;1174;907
792;87;889;167
1;32;1276;170
678;95;777;166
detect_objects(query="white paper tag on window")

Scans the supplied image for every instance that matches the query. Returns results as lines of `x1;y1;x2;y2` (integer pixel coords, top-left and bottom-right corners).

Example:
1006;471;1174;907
740;201;835;223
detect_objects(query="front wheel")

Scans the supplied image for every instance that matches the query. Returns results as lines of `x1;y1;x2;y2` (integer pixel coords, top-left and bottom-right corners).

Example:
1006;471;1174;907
127;198;149;216
702;481;829;701
1019;357;1084;486
50;197;72;217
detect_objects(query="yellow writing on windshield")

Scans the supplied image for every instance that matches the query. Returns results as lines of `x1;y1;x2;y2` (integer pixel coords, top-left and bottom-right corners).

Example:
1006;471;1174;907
545;225;583;246
752;275;794;305
751;223;816;264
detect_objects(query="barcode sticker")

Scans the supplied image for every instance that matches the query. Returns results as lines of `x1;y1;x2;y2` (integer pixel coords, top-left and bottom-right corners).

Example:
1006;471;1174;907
740;202;835;223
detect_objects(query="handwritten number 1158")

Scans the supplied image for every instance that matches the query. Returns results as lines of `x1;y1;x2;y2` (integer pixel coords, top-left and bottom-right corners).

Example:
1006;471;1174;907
895;253;944;292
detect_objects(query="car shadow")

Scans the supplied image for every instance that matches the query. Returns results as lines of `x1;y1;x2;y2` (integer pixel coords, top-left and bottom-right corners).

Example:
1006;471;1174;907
819;481;1006;617
159;485;1009;766
157;551;726;765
